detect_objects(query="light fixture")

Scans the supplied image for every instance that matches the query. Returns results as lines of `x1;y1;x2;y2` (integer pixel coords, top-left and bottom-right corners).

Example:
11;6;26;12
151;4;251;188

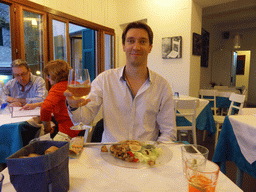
234;33;241;49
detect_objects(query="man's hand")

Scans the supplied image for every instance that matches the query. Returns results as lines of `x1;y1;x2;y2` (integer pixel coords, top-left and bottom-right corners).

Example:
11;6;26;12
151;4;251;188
20;103;40;110
64;90;91;108
9;102;23;107
7;96;26;105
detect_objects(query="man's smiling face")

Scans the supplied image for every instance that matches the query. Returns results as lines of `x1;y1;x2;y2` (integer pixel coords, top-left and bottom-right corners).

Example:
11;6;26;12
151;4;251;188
123;28;152;67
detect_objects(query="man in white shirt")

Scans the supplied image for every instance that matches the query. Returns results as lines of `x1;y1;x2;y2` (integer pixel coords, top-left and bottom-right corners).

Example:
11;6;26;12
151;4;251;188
65;21;176;142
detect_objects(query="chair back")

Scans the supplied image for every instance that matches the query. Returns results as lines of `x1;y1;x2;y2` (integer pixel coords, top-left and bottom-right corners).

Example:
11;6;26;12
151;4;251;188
174;99;198;144
199;89;218;115
240;108;256;115
227;93;246;115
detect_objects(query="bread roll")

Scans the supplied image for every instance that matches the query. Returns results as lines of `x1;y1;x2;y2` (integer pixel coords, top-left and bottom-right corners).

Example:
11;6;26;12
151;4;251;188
45;146;59;154
28;153;41;157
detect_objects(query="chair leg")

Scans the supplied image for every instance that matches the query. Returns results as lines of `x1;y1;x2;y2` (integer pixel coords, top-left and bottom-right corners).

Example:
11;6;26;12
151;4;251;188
192;129;197;145
203;130;206;141
215;124;220;149
178;131;181;141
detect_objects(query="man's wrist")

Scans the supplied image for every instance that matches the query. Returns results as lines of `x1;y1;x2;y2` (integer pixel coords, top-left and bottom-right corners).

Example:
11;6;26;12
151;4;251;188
66;100;78;112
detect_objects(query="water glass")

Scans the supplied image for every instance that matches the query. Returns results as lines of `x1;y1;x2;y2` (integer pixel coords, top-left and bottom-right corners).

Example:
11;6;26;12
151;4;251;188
181;144;209;174
185;159;220;192
0;173;4;192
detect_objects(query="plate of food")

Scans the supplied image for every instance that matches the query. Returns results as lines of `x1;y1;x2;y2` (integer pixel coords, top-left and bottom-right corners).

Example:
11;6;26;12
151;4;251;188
100;140;173;169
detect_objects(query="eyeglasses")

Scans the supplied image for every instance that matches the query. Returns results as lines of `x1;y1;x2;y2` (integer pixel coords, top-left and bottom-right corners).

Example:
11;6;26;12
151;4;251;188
13;71;29;78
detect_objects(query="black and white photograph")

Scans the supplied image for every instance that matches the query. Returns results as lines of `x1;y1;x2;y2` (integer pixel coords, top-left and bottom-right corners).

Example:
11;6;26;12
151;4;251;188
162;36;182;59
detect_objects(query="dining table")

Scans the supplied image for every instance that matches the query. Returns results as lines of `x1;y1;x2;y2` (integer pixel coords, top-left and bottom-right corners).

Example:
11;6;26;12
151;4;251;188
0;106;36;164
1;142;243;192
175;95;216;136
212;115;256;187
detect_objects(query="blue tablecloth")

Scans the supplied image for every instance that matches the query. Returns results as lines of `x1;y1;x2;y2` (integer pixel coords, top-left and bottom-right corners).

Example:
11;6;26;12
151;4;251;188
212;116;256;179
203;96;230;108
0;122;23;163
176;103;216;136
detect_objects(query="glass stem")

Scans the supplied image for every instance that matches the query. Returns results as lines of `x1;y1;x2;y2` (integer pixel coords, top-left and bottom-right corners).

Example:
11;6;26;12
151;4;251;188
79;100;82;124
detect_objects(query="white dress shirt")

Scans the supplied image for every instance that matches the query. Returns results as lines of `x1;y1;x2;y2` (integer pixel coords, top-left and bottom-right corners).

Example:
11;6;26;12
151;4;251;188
69;67;176;142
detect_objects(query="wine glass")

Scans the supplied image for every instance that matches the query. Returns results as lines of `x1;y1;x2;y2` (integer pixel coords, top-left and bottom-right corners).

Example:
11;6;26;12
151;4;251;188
68;68;91;130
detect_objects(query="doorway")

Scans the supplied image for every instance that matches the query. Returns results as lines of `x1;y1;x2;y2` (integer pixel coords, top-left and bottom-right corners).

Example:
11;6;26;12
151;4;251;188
233;50;251;93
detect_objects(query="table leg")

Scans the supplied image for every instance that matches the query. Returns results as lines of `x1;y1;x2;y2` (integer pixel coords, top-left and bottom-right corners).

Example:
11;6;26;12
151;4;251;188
236;167;244;188
220;161;226;174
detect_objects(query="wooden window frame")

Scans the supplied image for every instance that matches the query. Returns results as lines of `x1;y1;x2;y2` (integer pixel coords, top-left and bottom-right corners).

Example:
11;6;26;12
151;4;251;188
1;0;115;77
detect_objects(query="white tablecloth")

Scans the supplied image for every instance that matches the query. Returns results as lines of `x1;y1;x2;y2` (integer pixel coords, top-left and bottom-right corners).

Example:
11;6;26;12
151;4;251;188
1;144;243;192
175;95;209;121
217;90;240;98
0;108;32;126
229;115;256;164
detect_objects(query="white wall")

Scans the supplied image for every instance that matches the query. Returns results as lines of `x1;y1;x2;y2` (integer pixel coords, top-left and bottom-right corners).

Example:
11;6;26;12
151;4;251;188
116;0;201;96
30;0;202;97
30;0;119;29
201;21;256;104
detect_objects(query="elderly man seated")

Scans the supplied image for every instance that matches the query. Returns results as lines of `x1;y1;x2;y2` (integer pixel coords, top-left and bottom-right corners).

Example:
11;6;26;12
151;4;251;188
3;59;48;145
3;59;47;107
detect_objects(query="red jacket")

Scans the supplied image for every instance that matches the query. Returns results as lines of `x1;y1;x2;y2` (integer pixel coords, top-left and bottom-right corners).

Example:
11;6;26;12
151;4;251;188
41;81;80;138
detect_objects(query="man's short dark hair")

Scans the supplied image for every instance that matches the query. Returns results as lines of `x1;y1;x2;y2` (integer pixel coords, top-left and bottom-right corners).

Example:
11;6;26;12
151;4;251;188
122;21;153;45
11;59;29;70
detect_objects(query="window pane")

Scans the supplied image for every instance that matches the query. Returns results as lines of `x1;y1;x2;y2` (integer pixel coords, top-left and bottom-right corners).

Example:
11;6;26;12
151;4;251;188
23;11;44;77
53;20;67;61
69;23;87;69
0;2;12;84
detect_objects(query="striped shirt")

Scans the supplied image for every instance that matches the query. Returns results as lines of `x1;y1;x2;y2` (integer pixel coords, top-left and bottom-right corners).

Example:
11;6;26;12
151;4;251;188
3;73;48;104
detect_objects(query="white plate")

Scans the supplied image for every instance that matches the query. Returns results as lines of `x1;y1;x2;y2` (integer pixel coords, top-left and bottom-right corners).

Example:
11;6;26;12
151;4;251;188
100;144;173;169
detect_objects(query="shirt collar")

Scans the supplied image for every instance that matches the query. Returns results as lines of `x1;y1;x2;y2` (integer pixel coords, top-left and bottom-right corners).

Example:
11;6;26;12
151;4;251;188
119;66;152;83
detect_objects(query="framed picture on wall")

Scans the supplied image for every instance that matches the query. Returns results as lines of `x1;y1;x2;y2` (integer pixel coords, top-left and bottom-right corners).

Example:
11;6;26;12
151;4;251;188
192;33;202;56
201;29;209;67
162;36;182;59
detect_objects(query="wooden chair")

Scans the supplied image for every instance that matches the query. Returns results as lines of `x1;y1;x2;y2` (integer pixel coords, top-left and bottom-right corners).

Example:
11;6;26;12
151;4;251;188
214;93;245;148
174;99;198;144
199;89;218;141
199;89;218;115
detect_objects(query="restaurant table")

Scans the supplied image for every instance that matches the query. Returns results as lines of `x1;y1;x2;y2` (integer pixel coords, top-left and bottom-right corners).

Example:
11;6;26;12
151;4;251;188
0;108;34;163
175;95;216;136
212;115;256;187
1;143;243;192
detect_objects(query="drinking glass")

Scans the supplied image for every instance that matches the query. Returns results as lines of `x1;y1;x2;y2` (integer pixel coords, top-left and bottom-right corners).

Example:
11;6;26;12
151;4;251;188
0;173;4;192
185;159;220;192
181;145;209;175
68;69;91;130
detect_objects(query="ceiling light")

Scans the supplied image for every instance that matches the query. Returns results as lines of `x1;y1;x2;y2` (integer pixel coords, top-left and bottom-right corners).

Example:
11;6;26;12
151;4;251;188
234;33;241;49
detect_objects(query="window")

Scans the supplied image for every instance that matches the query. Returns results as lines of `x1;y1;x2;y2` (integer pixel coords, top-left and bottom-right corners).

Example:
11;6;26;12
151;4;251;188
0;0;115;86
0;2;12;84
